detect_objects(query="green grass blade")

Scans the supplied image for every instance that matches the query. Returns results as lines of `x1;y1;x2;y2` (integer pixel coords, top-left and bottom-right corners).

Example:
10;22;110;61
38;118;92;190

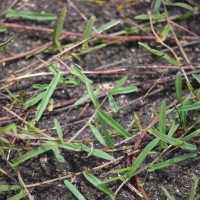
85;79;99;107
57;143;83;152
148;127;197;150
0;185;21;191
162;187;176;200
180;96;190;129
82;16;96;50
159;24;171;41
64;180;86;200
12;146;54;167
6;9;57;21
97;114;114;148
165;2;193;11
159;100;166;134
153;0;162;14
23;91;45;110
98;110;131;138
89;124;106;146
0;35;15;49
0;123;17;134
139;42;181;66
135;13;166;20
83;171;115;199
81;144;114;160
175;72;182;103
109;76;127;94
52;147;66;163
80;44;106;55
93;19;121;33
54;118;64;144
159;100;167;148
189;174;199;200
192;74;200;84
52;7;67;51
74;89;100;106
8;190;28;200
168;120;179;137
126;138;160;179
34;72;60;122
178;101;200;112
182;129;200;141
111;86;138;95
71;65;92;83
108;95;118;113
148;153;197;171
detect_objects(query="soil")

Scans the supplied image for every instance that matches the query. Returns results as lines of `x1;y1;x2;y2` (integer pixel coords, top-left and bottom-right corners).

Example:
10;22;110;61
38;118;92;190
0;0;200;200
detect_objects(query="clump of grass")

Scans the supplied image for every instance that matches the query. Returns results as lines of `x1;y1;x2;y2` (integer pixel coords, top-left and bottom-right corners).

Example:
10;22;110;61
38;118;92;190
0;1;200;199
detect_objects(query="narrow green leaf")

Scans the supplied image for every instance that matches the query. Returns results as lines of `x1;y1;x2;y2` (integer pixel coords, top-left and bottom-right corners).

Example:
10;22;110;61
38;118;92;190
108;95;118;113
0;35;15;49
52;7;67;52
148;153;197;171
98;114;114;148
162;187;176;200
23;91;45;110
8;190;27;200
83;171;115;199
165;2;193;11
189;174;199;200
126;138;160;179
110;167;130;174
160;24;171;41
34;72;60;122
80;44;106;55
98;110;131;138
52;147;65;163
6;9;57;21
112;86;138;95
74;89;100;106
81;144;114;161
193;74;200;84
159;100;167;148
64;180;86;200
180;96;190;129
135;13;166;20
0;123;17;134
0;185;21;191
168;120;179;137
82;16;96;50
71;65;92;83
54;118;64;144
182;129;200;141
102;176;121;184
176;72;182;102
32;84;49;90
159;100;166;134
12;143;84;167
85;79;99;107
89;124;106;146
93;19;121;34
178;101;200;112
109;77;127;95
58;143;83;152
12;146;54;167
153;0;162;14
148;127;197;150
139;42;181;66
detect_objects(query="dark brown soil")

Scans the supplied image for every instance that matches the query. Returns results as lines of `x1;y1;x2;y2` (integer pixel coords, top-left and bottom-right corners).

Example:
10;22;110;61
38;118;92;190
0;0;200;200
